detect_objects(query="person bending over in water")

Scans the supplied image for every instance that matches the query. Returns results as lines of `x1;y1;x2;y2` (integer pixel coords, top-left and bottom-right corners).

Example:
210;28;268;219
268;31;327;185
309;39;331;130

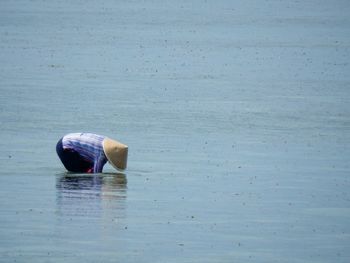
56;133;128;173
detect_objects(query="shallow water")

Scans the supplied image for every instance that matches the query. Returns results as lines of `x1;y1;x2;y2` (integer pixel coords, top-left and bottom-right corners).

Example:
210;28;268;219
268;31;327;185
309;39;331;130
1;0;350;262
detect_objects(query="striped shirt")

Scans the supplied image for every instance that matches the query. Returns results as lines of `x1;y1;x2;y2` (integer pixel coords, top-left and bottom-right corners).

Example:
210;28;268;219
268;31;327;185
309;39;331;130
62;133;107;173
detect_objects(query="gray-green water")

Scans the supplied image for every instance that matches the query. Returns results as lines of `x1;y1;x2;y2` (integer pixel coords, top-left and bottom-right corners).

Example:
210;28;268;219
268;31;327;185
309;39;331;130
1;0;350;262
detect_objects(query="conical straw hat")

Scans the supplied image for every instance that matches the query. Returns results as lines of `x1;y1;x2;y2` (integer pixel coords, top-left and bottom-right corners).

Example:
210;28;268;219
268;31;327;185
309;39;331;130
102;138;128;170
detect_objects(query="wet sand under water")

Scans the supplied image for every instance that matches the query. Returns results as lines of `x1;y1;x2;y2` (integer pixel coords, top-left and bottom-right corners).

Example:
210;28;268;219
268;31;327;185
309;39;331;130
0;0;350;262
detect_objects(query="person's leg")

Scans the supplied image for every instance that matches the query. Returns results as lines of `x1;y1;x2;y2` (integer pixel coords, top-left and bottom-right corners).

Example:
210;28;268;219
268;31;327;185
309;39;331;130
56;138;92;172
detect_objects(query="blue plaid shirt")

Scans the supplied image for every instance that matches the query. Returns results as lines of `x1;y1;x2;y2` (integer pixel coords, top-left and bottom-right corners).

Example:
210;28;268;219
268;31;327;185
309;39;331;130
62;133;108;173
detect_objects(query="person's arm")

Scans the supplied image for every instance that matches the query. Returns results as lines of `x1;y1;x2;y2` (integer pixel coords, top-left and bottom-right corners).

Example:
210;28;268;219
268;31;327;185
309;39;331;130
93;152;107;173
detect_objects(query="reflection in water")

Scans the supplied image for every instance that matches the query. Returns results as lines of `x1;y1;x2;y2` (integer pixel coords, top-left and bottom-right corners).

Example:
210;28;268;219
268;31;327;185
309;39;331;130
56;172;127;220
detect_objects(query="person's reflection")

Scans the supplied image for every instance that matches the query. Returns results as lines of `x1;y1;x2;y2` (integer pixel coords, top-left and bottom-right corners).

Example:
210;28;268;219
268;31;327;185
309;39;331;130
56;173;127;220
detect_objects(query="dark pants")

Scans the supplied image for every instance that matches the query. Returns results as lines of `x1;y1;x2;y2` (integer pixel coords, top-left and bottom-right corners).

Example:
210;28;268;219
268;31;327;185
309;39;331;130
56;138;92;173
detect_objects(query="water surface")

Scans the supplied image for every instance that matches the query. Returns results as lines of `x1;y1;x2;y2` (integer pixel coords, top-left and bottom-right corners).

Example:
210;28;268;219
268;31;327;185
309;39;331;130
0;0;350;262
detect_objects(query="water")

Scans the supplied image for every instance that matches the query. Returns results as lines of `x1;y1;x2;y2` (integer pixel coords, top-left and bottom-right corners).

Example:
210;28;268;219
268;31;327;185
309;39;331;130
1;0;350;262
